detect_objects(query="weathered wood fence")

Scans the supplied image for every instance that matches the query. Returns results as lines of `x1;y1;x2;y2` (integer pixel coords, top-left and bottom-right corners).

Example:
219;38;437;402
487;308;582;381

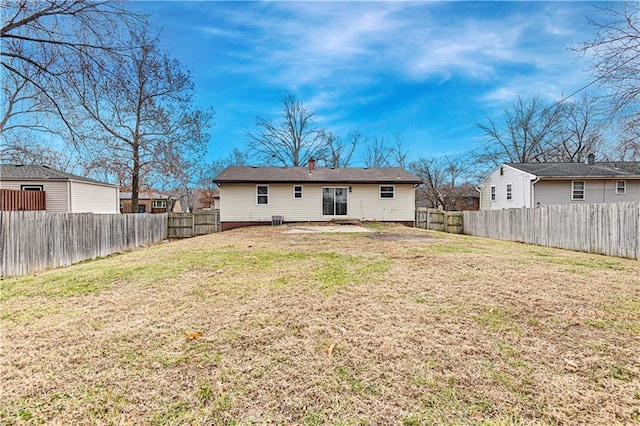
1;211;168;277
0;189;46;211
463;202;640;259
168;210;220;238
415;209;464;234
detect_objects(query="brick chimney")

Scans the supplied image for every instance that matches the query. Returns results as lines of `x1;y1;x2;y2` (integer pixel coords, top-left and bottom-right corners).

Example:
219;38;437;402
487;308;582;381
308;158;316;172
587;153;595;165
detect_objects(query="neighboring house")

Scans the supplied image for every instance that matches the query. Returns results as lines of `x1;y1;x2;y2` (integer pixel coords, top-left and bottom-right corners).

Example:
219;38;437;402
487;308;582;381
213;159;422;231
415;184;480;211
479;155;640;210
0;164;119;213
119;192;174;213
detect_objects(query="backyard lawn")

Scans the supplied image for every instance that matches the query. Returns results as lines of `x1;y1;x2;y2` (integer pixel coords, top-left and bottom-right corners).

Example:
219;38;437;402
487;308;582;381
1;224;639;425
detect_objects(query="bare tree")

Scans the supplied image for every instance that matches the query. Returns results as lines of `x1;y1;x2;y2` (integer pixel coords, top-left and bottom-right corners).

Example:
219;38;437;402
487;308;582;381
193;149;249;211
363;137;391;167
1;0;144;162
578;3;640;117
477;97;564;166
246;93;327;166
411;156;471;209
410;157;449;209
322;132;360;167
389;136;409;168
65;26;214;213
550;93;607;162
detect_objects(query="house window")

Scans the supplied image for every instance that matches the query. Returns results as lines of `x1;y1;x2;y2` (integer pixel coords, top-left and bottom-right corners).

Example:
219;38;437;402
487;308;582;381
490;186;496;201
152;200;167;208
506;184;513;200
119;201;123;210
293;185;303;199
257;185;269;205
380;186;395;199
572;181;585;200
21;185;43;191
616;180;626;194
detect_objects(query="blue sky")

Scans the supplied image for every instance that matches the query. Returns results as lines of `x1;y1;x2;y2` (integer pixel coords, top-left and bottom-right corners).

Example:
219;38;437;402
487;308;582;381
132;1;605;166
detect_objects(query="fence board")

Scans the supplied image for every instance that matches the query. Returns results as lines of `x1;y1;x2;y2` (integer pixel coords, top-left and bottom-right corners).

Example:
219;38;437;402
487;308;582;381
0;212;168;277
415;208;462;233
168;210;220;238
463;202;640;260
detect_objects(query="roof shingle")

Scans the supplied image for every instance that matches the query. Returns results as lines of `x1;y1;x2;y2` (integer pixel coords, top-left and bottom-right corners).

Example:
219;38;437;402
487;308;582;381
0;164;116;186
508;162;640;178
213;166;423;184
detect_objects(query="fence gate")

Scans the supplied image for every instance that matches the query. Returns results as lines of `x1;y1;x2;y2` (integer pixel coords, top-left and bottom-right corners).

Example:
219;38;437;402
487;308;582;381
168;210;220;238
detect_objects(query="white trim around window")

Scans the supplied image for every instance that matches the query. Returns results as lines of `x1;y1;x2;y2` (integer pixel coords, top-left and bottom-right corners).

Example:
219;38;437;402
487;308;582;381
257;184;269;205
616;180;626;194
490;185;496;201
152;200;167;208
506;184;513;201
21;184;44;191
572;181;585;200
293;185;303;199
379;185;395;199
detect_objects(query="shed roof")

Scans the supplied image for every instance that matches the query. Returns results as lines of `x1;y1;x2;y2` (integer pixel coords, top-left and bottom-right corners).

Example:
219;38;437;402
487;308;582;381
213;166;423;184
0;164;117;186
508;162;640;178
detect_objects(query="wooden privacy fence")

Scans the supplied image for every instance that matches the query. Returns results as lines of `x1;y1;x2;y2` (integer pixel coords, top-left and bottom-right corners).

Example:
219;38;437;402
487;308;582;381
415;208;464;234
1;189;45;211
1;211;168;277
463;202;640;259
168;210;220;238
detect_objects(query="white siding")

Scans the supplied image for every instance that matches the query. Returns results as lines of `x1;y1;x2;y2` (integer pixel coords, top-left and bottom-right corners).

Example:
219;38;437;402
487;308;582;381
480;165;535;210
0;180;70;212
70;181;119;213
534;179;640;205
220;183;416;223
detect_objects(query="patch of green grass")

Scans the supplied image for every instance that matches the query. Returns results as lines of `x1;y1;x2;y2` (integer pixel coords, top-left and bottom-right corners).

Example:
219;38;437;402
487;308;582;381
301;411;324;426
414;244;476;254
472;307;510;331
335;365;369;394
0;305;62;323
0;258;184;300
536;255;626;270
609;364;635;382
313;255;390;294
151;401;192;425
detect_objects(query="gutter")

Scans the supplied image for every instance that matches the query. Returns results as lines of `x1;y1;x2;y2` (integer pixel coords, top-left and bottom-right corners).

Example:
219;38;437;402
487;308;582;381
530;177;540;207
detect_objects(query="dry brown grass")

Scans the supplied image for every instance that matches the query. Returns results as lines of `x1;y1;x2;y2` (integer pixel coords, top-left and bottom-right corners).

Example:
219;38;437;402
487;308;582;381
1;224;639;425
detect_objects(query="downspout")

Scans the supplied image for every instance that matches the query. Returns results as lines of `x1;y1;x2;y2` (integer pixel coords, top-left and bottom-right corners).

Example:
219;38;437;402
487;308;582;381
68;180;73;212
475;186;482;210
530;177;540;207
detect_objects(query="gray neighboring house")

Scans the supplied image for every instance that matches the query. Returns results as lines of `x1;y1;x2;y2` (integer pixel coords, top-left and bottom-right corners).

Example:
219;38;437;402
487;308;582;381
479;156;640;210
0;164;120;213
213;159;422;230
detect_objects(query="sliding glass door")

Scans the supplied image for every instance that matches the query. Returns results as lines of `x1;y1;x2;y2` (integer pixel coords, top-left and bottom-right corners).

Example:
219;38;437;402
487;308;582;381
322;187;348;216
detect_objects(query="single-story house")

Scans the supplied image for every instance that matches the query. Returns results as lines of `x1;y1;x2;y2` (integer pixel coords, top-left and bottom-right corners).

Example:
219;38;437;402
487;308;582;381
119;192;175;213
479;155;640;210
213;159;423;231
0;164;119;213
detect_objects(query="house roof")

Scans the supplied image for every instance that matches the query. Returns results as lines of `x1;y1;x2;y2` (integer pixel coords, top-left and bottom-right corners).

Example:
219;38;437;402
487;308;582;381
507;162;640;179
119;192;171;200
213;166;423;184
0;164;117;186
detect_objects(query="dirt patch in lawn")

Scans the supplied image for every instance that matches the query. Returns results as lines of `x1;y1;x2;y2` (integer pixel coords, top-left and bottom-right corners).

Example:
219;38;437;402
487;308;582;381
1;225;639;425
